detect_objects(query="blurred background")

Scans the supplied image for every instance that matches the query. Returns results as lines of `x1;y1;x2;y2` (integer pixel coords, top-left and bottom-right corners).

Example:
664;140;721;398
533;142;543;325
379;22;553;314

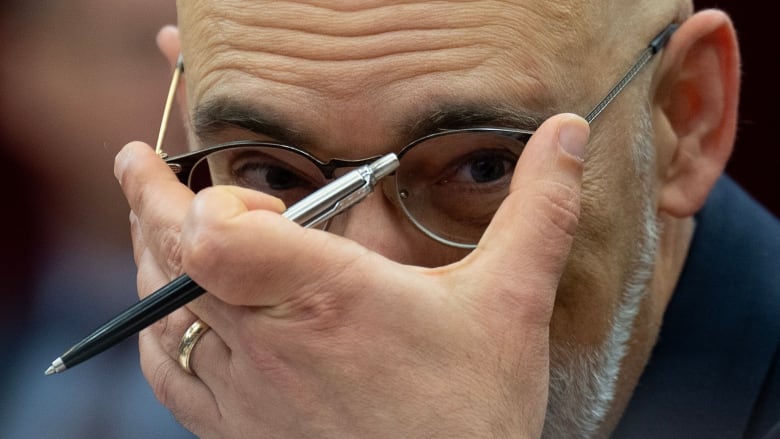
0;1;775;438
0;1;191;437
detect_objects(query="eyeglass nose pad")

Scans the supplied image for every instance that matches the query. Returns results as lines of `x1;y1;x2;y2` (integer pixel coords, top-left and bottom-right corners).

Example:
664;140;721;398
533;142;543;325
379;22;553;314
322;212;345;235
313;217;333;232
379;175;403;211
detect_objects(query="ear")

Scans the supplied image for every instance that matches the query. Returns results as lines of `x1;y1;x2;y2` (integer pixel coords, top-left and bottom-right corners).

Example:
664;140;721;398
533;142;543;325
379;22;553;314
156;25;193;145
652;10;740;217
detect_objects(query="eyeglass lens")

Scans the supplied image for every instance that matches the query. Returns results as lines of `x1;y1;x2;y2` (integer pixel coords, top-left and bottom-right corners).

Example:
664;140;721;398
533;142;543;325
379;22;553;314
185;131;528;247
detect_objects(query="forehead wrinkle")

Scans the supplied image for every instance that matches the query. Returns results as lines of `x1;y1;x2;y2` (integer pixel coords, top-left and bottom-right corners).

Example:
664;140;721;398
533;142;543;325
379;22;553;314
188;45;485;104
207;1;493;37
187;38;495;105
186;0;588;62
195;0;520;38
186;38;530;107
204;27;493;63
180;0;603;121
184;3;503;67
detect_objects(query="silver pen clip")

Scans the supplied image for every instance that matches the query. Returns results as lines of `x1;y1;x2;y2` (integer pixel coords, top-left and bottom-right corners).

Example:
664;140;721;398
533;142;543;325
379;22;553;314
282;153;399;228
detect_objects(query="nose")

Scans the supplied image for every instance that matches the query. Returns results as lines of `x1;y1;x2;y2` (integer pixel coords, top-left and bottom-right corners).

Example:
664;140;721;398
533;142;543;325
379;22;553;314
326;191;468;267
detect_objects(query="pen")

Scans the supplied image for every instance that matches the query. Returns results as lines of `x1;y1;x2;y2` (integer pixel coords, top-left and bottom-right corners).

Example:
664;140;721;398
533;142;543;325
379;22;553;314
45;153;399;375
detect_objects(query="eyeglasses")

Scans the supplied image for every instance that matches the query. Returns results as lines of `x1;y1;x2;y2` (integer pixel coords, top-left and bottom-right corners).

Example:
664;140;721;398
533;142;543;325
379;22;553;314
155;23;677;249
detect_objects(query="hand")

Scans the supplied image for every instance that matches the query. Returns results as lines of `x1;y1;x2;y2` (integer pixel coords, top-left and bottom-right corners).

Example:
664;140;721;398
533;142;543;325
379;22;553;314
114;113;589;438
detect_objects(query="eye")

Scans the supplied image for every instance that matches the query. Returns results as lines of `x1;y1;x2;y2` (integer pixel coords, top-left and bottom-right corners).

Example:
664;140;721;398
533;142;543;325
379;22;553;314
232;156;318;193
233;161;305;190
441;150;516;185
266;167;297;190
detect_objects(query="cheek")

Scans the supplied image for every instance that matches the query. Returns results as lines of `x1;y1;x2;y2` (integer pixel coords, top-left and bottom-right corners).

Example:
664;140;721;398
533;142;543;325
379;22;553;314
549;128;656;348
328;193;471;267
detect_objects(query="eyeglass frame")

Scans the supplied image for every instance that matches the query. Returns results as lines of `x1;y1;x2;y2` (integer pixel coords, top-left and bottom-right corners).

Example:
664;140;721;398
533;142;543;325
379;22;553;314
153;22;678;249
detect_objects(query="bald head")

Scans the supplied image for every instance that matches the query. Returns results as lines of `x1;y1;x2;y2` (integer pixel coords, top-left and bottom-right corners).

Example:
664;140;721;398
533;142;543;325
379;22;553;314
177;0;687;132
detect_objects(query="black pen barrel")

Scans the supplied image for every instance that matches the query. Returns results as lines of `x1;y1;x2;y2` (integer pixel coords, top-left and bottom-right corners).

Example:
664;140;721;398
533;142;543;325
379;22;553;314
46;154;399;375
60;274;205;369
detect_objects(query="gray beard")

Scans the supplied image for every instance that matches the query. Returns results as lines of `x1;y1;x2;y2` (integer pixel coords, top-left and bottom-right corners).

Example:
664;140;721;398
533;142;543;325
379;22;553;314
542;112;659;438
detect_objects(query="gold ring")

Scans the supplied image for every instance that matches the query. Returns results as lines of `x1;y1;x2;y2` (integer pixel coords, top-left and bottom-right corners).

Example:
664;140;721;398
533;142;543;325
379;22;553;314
178;319;210;375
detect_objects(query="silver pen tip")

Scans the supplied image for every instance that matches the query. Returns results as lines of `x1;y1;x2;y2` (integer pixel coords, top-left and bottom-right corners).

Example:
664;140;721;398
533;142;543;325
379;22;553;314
45;357;66;376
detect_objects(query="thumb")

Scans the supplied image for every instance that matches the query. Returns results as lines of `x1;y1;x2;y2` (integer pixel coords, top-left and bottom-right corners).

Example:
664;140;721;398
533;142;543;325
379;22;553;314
464;113;589;322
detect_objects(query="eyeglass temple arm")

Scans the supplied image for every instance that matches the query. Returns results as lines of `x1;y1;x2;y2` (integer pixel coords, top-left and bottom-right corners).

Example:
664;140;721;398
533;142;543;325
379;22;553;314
583;23;678;124
151;25;677;156
155;54;185;158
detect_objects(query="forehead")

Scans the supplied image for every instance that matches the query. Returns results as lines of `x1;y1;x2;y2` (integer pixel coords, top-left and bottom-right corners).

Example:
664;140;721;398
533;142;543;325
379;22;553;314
177;0;612;149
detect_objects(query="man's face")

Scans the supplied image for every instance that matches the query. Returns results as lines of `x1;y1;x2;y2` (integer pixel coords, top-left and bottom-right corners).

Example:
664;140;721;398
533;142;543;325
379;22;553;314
178;0;667;434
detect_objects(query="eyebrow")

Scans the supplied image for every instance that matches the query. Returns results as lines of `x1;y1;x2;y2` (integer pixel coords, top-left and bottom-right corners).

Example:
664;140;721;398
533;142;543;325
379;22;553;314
402;103;545;141
192;97;546;150
193;98;311;147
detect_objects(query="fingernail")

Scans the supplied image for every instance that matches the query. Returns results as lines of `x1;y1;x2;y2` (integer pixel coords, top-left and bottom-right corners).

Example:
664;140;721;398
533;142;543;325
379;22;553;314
559;115;589;161
114;142;142;182
114;146;131;182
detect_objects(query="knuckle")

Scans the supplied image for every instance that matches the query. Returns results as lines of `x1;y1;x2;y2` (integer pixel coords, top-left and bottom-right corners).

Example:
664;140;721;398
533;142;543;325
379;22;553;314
129;212;140;241
130;174;153;214
154;314;176;353
136;262;161;298
132;182;184;277
156;313;192;357
146;355;177;408
130;219;144;266
138;337;200;432
181;222;224;282
159;223;184;277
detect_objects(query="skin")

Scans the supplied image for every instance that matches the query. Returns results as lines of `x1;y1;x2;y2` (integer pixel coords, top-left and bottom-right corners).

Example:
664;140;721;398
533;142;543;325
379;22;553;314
115;0;740;436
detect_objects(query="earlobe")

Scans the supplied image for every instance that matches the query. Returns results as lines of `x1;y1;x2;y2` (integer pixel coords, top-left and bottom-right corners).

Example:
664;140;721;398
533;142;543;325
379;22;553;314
654;10;740;218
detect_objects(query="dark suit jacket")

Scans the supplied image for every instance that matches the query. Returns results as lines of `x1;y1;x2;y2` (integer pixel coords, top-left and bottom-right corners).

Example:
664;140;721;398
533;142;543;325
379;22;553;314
614;177;780;438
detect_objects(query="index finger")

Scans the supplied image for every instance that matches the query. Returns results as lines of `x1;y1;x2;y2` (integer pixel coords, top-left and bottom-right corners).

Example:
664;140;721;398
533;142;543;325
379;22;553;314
115;141;195;281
